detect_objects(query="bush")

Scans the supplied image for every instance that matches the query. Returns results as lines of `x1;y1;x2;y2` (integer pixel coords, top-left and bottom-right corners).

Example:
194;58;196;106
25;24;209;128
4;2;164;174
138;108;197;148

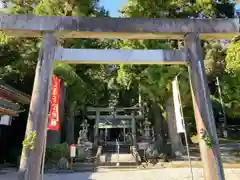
45;143;69;164
76;146;87;162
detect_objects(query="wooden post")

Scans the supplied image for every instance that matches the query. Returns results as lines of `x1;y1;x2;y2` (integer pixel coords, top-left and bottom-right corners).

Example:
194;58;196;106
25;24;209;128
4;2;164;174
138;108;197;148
19;33;57;180
138;84;142;116
94;110;100;145
104;128;107;142
123;127;126;143
185;33;224;180
131;112;136;146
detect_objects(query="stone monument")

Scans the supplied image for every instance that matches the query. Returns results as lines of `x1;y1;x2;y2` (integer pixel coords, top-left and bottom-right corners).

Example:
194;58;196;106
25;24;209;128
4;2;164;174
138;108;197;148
76;120;93;162
78;119;89;144
77;119;92;149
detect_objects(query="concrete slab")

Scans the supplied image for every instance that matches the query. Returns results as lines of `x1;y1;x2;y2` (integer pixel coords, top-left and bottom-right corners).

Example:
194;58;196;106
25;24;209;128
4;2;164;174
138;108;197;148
1;168;240;180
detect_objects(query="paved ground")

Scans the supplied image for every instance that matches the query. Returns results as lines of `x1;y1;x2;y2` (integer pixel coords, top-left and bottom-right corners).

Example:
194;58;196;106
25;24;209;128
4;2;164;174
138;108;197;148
1;168;240;180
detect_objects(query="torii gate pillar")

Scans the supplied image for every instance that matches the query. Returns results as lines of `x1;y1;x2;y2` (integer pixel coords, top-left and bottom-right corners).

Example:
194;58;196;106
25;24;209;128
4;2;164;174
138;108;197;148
185;33;224;180
19;33;57;180
94;110;100;145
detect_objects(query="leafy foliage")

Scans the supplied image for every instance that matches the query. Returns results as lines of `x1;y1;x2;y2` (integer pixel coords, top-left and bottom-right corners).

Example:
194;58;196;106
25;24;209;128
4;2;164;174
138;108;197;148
204;42;226;82
22;131;37;151
220;36;240;118
225;37;240;73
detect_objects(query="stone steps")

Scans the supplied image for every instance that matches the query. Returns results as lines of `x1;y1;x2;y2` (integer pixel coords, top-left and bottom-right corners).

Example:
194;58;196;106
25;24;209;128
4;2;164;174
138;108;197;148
99;153;137;166
96;165;139;170
102;144;130;154
71;162;95;172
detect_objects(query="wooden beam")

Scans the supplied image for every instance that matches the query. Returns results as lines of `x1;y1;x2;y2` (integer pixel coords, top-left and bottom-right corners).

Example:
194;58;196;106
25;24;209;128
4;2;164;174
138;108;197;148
0;14;239;40
87;115;144;120
0;97;21;110
87;107;121;112
98;125;131;129
185;33;224;180
54;48;187;65
87;107;142;112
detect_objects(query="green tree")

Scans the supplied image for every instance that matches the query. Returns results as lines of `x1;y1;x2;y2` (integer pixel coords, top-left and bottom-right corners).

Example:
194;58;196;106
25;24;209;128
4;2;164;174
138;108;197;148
222;36;240;118
118;0;235;132
226;36;240;73
1;0;111;144
1;0;238;150
204;42;226;82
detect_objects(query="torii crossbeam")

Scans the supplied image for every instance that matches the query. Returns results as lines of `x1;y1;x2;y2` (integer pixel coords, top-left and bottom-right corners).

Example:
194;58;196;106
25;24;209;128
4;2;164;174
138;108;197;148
0;14;239;39
53;48;187;64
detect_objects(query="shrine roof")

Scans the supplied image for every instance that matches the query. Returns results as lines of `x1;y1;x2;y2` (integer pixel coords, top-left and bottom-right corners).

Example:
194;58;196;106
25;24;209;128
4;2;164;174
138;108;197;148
0;97;25;116
0;81;31;105
0;81;30;116
98;119;131;128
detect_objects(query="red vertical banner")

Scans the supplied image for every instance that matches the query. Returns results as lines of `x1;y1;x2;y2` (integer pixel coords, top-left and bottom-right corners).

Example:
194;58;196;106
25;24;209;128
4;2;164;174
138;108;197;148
48;75;61;131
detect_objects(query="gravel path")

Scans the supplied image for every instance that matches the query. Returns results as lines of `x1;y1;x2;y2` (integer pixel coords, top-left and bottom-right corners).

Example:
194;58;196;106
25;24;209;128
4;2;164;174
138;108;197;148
1;168;240;180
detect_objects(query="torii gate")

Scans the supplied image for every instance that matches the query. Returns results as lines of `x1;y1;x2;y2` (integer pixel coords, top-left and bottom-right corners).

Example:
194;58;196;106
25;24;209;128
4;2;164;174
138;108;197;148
0;14;239;180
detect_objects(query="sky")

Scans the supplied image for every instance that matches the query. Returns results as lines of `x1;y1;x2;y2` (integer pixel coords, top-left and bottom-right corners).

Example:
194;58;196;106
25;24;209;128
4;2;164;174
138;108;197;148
0;0;239;16
100;0;127;17
100;1;240;17
236;4;240;9
0;0;128;14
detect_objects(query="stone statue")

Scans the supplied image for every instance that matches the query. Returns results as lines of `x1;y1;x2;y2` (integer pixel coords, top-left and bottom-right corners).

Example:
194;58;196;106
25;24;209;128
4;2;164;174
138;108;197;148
81;119;89;138
78;119;89;144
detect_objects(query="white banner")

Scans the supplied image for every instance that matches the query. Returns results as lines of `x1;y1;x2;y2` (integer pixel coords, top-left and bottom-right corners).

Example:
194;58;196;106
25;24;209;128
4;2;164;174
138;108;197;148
172;77;185;133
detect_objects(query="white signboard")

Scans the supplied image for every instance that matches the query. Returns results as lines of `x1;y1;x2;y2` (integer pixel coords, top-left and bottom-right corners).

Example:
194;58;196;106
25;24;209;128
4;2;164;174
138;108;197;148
70;145;76;158
172;78;185;133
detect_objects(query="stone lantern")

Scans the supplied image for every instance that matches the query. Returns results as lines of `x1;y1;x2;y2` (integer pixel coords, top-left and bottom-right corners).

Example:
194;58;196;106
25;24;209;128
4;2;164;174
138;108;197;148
143;118;151;140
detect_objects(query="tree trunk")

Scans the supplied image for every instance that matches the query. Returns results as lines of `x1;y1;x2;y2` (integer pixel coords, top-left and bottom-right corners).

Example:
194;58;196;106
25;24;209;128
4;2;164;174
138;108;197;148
166;97;185;157
151;102;164;138
66;102;76;145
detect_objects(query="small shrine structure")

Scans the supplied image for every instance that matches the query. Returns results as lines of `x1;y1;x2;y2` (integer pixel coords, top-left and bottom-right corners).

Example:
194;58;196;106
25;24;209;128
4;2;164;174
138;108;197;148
86;107;144;146
0;81;30;164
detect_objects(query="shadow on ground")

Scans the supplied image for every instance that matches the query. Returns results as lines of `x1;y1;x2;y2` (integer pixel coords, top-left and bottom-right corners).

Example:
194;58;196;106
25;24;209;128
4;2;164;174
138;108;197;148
0;171;94;180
